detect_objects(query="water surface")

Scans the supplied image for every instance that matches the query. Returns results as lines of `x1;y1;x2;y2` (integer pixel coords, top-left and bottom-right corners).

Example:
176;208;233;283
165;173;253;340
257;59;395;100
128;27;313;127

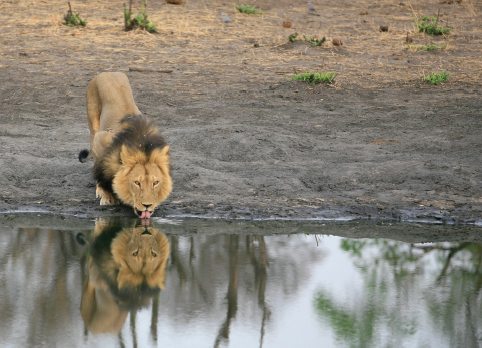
0;214;481;347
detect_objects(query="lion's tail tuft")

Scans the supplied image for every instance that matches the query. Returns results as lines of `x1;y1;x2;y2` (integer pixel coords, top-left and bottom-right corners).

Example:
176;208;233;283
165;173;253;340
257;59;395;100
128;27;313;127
79;149;92;163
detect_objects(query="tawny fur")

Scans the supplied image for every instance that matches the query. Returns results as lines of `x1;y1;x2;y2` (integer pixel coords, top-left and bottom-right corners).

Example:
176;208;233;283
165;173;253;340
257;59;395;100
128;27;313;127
79;72;172;215
111;226;170;289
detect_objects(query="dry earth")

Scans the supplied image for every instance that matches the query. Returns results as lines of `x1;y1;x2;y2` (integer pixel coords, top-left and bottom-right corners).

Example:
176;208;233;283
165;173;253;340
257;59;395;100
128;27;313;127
0;0;481;223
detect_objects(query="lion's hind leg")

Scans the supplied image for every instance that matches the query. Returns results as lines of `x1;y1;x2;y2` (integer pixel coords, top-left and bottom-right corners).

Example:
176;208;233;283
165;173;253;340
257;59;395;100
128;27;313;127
96;184;120;206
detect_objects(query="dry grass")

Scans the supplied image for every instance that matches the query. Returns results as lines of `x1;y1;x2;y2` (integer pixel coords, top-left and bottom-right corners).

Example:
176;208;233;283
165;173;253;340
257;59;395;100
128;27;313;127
0;0;481;86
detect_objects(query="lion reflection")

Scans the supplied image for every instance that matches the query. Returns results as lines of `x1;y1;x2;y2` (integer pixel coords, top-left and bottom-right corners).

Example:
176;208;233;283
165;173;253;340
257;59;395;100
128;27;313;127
78;220;170;334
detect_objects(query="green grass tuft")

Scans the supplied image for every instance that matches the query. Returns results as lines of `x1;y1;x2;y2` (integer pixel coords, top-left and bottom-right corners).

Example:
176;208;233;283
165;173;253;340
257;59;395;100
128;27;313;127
304;34;326;47
235;4;263;14
417;44;447;51
415;16;451;36
287;33;326;46
124;0;157;33
289;71;336;84
64;4;86;27
424;70;449;85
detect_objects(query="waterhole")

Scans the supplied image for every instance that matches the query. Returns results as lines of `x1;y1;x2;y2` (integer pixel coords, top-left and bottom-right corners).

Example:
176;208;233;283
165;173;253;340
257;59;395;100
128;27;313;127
0;214;480;347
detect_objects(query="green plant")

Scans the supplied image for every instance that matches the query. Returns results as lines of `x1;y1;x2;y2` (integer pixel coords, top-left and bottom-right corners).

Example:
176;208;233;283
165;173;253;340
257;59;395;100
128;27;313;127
234;4;262;14
417;44;447;51
124;0;157;33
287;33;326;46
424;70;449;85
415;15;451;36
305;34;326;46
289;71;336;84
64;2;86;27
288;32;299;42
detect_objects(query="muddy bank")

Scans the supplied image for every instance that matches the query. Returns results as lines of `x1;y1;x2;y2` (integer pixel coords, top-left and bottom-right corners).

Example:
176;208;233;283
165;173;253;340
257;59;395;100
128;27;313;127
0;0;481;224
1;74;481;224
2;214;482;244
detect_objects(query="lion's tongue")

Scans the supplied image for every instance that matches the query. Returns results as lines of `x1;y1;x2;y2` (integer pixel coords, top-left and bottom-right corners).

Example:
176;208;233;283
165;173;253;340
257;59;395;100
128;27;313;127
140;210;151;219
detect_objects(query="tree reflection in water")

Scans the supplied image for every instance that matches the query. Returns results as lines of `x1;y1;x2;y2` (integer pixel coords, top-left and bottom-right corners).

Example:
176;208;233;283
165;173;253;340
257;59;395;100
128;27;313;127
314;238;482;347
0;227;84;347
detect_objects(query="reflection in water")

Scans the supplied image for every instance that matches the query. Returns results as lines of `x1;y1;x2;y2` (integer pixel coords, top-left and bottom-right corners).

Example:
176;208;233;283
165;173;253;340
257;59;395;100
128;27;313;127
78;220;170;335
1;219;482;346
0;227;84;347
315;239;482;347
214;235;239;347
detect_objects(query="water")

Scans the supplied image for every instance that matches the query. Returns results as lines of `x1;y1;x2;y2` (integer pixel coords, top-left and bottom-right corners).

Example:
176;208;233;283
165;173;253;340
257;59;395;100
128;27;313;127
1;214;481;347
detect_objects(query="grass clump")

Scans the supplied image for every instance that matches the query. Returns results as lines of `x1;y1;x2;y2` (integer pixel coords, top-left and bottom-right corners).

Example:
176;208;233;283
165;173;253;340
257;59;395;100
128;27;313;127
304;34;326;47
417;44;447;51
124;0;157;33
289;71;336;84
424;70;449;85
235;4;262;14
64;2;86;27
287;33;326;46
415;16;451;36
288;32;299;42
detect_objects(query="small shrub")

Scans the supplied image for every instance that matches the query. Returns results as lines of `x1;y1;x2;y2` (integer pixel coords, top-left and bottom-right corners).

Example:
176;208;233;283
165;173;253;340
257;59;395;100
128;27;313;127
415;16;451;36
235;4;262;14
64;2;86;27
289;71;336;84
124;0;157;32
424;70;449;85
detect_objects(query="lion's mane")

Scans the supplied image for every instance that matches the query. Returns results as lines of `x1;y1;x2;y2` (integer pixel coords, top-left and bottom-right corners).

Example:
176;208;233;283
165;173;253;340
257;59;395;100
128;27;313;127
93;114;172;205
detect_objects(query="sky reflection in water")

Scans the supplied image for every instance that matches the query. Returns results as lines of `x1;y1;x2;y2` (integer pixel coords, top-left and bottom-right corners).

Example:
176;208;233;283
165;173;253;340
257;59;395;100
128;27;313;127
0;217;480;347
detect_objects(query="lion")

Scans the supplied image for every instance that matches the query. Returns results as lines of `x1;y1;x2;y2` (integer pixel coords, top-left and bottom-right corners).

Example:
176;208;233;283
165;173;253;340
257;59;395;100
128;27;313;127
78;219;170;334
78;72;172;219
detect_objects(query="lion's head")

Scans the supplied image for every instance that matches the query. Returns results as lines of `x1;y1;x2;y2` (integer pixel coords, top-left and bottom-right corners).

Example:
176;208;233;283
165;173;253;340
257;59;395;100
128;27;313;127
111;145;172;219
111;225;170;289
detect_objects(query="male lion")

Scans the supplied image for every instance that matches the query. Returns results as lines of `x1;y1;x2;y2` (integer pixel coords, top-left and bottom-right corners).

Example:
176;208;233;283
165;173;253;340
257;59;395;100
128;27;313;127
78;219;170;334
78;72;172;219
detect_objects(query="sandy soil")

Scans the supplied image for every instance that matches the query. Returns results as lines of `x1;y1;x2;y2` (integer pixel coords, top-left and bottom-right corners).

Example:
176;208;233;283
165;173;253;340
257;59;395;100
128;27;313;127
0;0;481;223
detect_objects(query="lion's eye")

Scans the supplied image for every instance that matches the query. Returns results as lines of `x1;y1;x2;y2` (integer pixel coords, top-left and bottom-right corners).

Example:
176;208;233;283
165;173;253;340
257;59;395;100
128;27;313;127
132;251;138;256
151;251;157;257
134;181;141;187
153;181;159;186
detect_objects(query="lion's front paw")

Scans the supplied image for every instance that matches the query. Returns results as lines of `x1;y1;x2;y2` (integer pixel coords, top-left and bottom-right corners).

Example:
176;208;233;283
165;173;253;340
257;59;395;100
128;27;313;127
95;185;103;199
100;195;120;206
96;185;120;206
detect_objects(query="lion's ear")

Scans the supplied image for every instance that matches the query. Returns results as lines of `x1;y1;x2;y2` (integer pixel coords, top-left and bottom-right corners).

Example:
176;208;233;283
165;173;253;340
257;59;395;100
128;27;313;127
146;255;169;289
111;230;131;266
120;145;132;165
150;145;170;170
150;146;172;202
120;144;147;168
146;234;170;289
146;264;167;289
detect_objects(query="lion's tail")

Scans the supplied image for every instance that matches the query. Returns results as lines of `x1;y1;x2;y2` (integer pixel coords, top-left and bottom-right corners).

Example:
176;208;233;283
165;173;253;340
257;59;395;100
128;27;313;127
78;149;92;163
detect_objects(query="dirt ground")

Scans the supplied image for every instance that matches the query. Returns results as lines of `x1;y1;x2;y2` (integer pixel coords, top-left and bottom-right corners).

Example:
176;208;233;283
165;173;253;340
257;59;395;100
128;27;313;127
0;0;481;224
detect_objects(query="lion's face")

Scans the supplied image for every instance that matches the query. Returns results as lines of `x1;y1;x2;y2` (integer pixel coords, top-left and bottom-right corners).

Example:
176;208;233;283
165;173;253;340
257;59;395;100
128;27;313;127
112;145;172;218
127;162;164;218
111;226;170;289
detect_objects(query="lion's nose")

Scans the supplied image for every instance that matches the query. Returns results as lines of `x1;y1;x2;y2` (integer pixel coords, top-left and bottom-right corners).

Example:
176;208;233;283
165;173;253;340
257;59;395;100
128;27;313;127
143;203;152;209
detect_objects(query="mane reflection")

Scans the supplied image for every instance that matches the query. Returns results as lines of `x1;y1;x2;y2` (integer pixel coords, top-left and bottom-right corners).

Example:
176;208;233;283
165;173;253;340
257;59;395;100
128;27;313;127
77;219;170;334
